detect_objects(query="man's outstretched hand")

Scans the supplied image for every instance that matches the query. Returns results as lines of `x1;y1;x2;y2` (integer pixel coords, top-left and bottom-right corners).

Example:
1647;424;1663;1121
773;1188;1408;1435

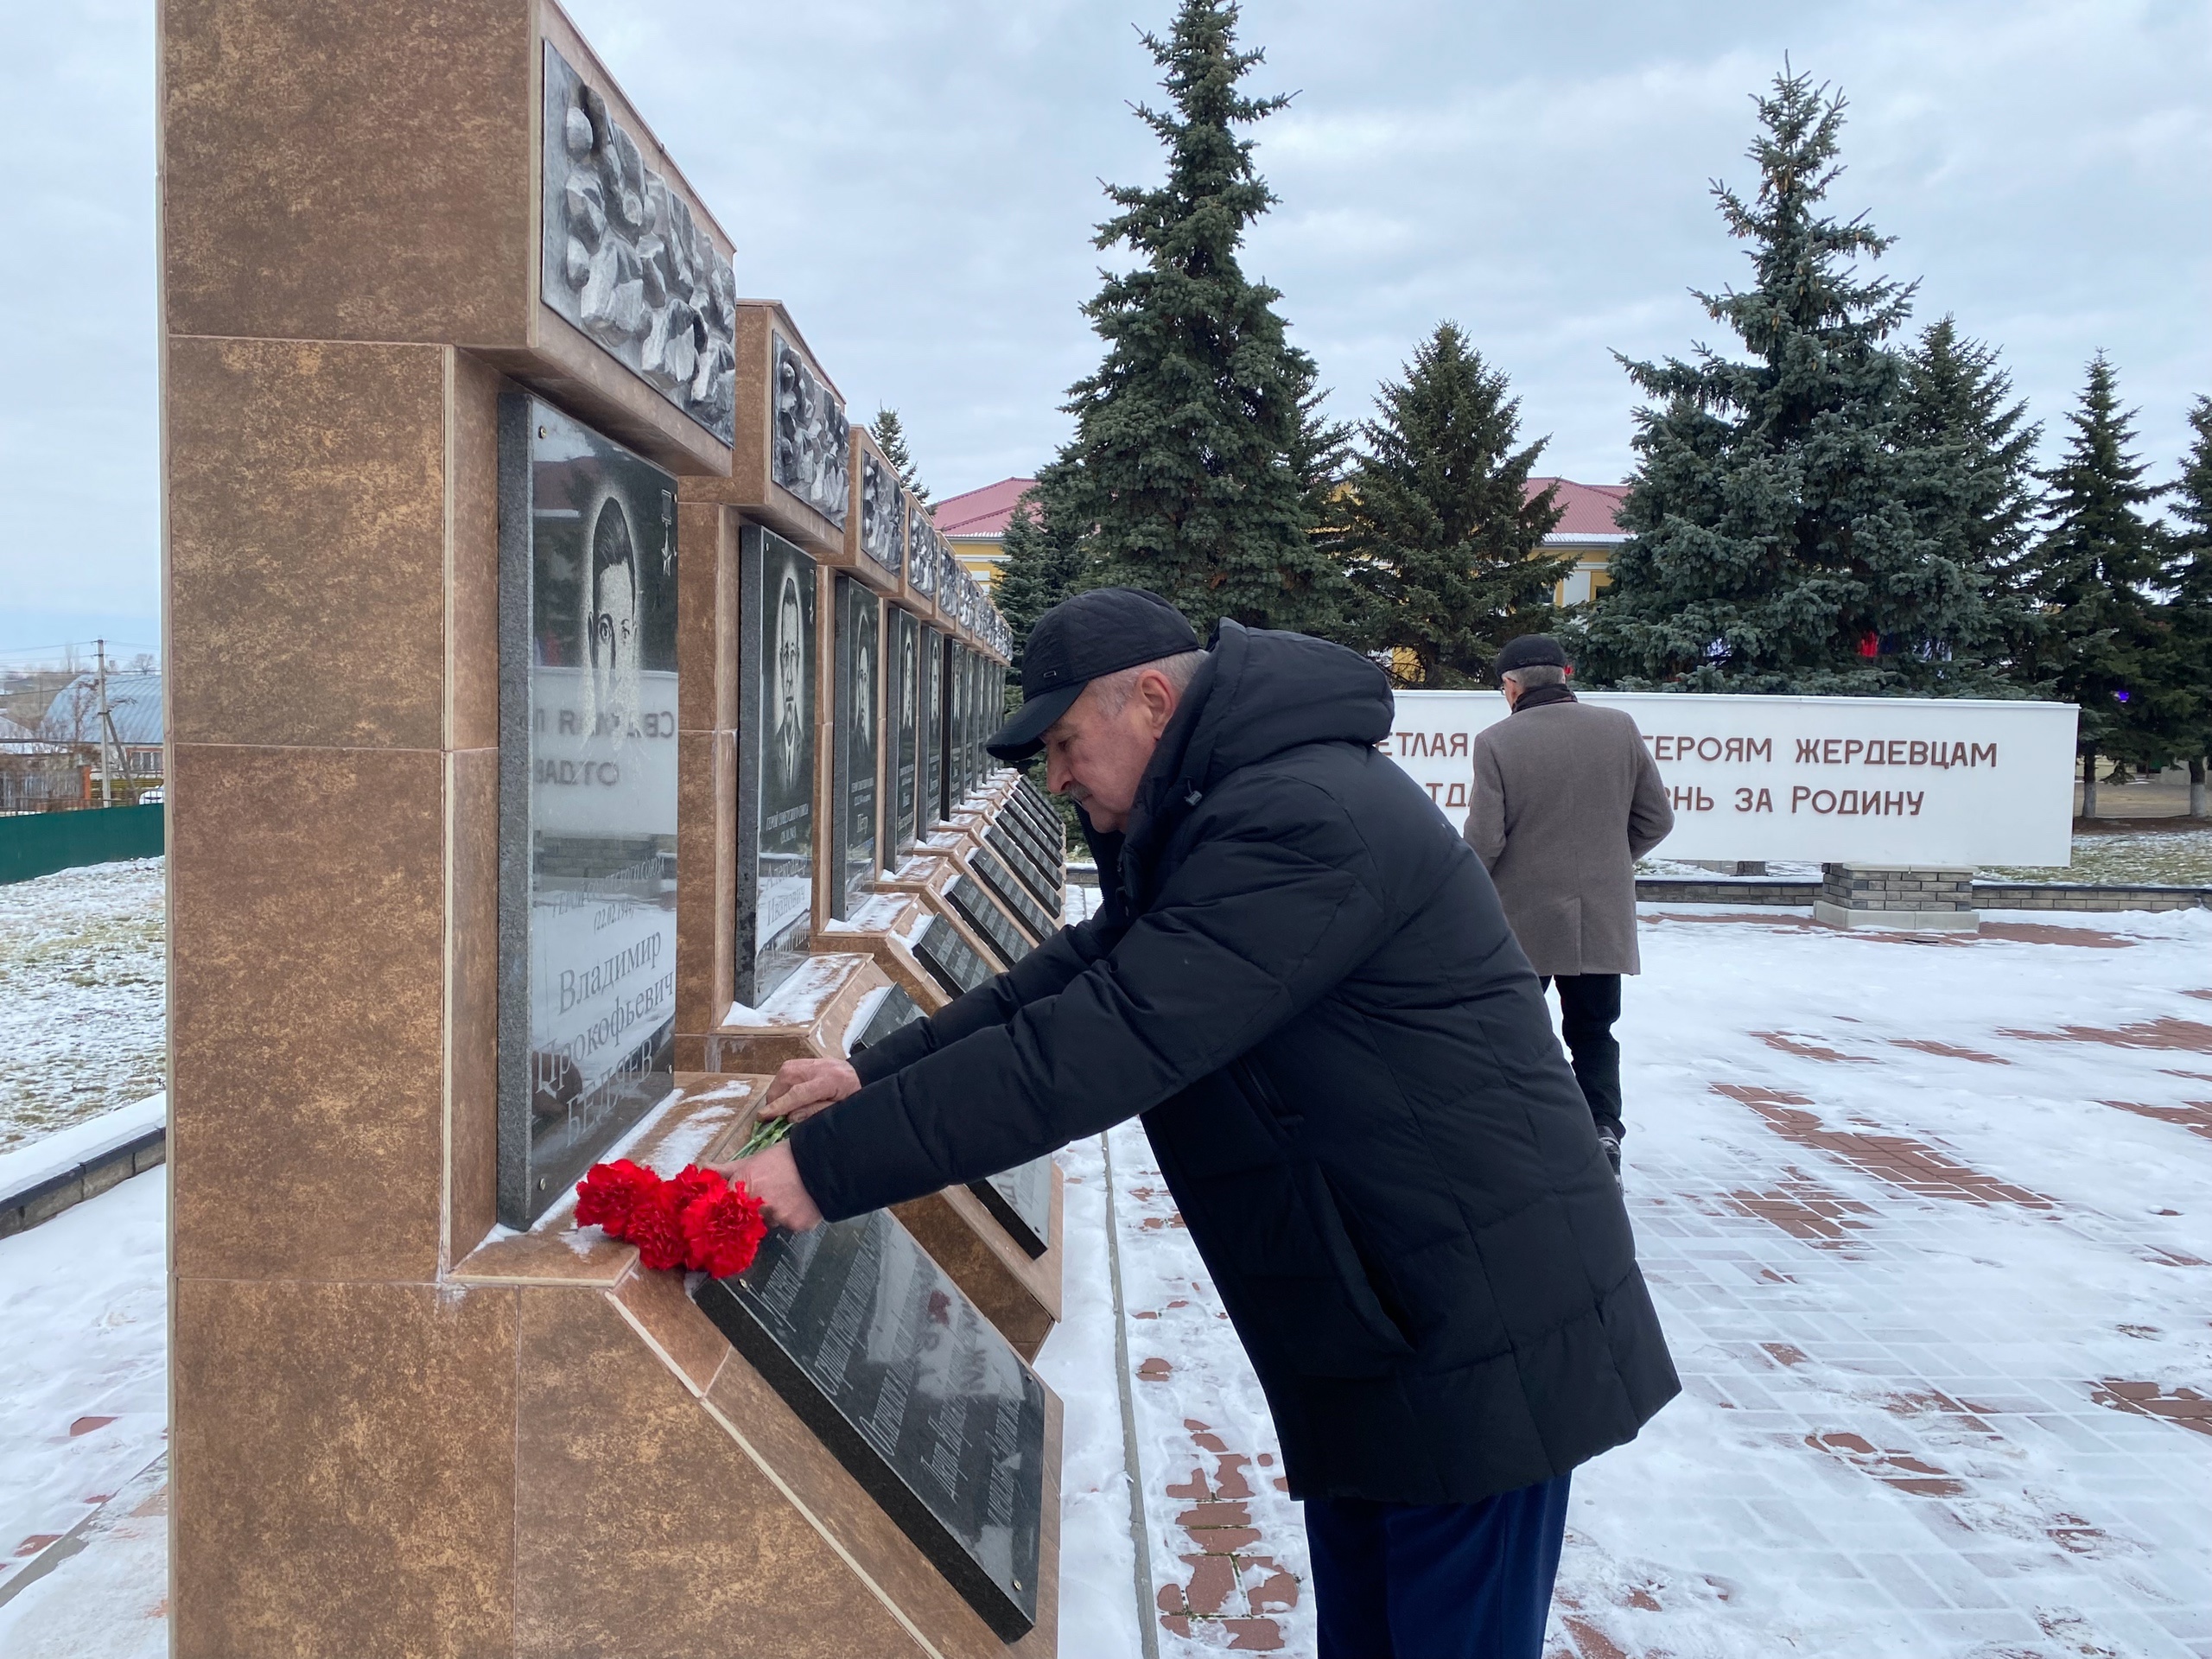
710;1141;823;1232
760;1056;861;1125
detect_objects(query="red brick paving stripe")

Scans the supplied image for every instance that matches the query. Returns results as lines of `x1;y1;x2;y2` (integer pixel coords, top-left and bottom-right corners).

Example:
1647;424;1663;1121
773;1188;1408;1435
2101;1098;2212;1140
1753;1031;1878;1064
1713;1084;2055;1208
1154;1423;1301;1648
1975;921;2138;948
1999;1016;2212;1052
1890;1038;2012;1065
2092;1379;2212;1437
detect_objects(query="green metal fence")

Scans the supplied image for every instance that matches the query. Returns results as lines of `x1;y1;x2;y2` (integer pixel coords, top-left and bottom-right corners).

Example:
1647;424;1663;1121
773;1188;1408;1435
0;806;166;885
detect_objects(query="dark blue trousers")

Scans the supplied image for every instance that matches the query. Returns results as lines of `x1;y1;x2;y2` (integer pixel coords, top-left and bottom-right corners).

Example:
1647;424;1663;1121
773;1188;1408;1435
1305;1475;1571;1659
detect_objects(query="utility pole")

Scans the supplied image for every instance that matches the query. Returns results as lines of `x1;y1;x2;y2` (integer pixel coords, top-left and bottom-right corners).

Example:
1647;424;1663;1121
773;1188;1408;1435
93;639;119;809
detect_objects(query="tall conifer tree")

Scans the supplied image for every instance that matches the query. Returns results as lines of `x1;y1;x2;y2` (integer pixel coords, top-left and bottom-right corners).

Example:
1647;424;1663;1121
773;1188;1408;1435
2017;354;2169;808
1058;0;1337;634
992;464;1090;681
873;408;927;502
2160;396;2212;814
1337;323;1570;685
1895;316;2041;678
1584;68;1999;693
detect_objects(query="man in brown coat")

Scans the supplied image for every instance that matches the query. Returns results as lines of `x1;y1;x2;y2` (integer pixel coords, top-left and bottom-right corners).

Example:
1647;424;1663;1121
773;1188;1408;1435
1464;635;1673;1179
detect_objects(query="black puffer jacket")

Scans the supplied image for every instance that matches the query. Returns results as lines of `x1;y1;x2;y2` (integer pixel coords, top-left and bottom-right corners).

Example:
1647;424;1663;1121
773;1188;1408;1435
791;620;1678;1503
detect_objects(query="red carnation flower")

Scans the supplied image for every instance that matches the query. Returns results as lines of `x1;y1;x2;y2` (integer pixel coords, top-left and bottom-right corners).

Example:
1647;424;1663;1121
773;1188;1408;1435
574;1159;660;1241
624;1184;691;1272
681;1181;769;1279
664;1164;728;1211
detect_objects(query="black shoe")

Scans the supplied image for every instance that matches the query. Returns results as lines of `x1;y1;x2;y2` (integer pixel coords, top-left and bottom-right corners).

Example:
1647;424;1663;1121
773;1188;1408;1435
1596;1126;1623;1191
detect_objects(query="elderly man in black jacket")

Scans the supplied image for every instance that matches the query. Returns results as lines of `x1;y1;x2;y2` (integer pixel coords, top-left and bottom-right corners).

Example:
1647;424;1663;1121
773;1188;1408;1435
722;588;1677;1658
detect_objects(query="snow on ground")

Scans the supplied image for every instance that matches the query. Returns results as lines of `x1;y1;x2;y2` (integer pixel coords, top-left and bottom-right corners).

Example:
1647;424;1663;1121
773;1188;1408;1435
0;858;165;1153
0;1166;168;1646
5;896;2210;1656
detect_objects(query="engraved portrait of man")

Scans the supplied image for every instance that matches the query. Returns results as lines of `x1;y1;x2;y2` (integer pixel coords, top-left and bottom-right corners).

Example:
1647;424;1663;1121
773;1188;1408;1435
855;639;874;753
583;493;640;747
774;569;804;791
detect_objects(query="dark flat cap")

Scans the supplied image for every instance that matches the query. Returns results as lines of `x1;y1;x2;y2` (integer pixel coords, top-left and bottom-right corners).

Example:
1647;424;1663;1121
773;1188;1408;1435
1493;634;1570;678
988;588;1202;760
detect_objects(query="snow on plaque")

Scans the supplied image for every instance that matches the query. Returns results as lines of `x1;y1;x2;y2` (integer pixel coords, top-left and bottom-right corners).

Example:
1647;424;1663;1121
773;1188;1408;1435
539;44;736;444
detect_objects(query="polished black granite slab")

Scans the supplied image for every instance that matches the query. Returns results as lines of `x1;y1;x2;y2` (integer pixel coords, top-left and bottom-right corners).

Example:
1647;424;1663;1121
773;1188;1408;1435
985;823;1060;915
971;1159;1052;1261
913;914;993;1001
990;804;1062;882
945;875;1033;971
852;984;925;1053
968;849;1057;944
694;1211;1047;1639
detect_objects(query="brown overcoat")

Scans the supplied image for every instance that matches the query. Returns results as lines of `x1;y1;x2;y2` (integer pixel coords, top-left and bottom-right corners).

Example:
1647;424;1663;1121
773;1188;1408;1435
1462;696;1674;976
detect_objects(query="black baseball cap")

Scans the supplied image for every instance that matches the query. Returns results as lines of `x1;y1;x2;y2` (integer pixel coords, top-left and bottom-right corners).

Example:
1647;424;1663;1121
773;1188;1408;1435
987;588;1202;761
1493;633;1570;678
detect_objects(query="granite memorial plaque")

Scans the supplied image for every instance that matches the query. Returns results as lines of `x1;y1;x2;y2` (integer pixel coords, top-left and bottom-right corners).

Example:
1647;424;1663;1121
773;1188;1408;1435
914;914;993;1001
919;627;944;827
993;812;1062;894
887;607;919;860
850;984;925;1053
830;575;880;918
693;1211;1047;1640
738;526;817;1003
969;848;1056;944
538;44;737;444
772;333;850;526
985;823;1059;915
496;395;680;1227
972;1160;1053;1262
947;874;1032;971
949;644;970;802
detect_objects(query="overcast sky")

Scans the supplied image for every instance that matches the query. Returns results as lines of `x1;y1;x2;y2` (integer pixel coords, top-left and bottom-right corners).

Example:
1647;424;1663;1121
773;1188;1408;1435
4;0;2208;655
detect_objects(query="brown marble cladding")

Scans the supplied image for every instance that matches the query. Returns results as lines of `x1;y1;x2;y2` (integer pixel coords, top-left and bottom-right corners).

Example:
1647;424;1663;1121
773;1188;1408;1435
169;742;448;1281
167;339;449;750
675;728;736;1049
169;1278;519;1659
446;744;501;1263
162;0;533;346
517;1286;935;1658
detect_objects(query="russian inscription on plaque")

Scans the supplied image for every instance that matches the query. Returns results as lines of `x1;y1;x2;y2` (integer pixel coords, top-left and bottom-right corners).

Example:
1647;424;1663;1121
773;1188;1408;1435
948;875;1032;971
986;823;1060;914
496;396;680;1226
851;984;925;1052
914;914;992;1001
969;848;1056;944
772;334;850;526
831;575;880;918
887;607;919;860
738;527;817;1002
538;45;737;443
694;1211;1048;1640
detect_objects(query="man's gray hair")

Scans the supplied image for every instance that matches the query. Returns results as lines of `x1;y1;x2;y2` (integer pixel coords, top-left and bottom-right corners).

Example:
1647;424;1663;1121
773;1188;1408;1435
1089;649;1209;713
1502;664;1567;690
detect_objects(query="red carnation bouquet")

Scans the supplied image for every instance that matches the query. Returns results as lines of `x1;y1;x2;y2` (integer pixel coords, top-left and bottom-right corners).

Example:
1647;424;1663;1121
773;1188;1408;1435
575;1158;768;1279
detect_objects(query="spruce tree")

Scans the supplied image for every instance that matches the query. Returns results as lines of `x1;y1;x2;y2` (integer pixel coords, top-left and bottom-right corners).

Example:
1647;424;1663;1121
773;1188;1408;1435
2161;396;2212;815
1895;316;2042;682
873;408;927;502
1583;68;1998;693
2017;353;2169;810
1058;0;1336;635
1337;323;1570;685
992;464;1090;681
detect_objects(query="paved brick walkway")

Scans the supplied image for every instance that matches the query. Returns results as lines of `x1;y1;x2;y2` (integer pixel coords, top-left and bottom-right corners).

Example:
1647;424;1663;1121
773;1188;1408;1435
1079;906;2212;1658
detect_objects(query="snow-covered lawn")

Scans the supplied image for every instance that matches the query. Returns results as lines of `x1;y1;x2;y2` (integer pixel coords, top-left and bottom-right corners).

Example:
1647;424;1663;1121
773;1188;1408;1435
0;858;165;1154
3;899;2209;1656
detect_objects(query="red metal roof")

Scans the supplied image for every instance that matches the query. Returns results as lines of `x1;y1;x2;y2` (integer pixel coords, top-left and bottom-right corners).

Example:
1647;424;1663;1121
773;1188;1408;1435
1528;478;1630;537
934;474;1627;539
933;477;1035;538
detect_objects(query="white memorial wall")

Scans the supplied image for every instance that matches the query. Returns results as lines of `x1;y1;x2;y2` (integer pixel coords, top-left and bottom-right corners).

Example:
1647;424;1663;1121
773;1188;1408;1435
1386;690;2079;868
